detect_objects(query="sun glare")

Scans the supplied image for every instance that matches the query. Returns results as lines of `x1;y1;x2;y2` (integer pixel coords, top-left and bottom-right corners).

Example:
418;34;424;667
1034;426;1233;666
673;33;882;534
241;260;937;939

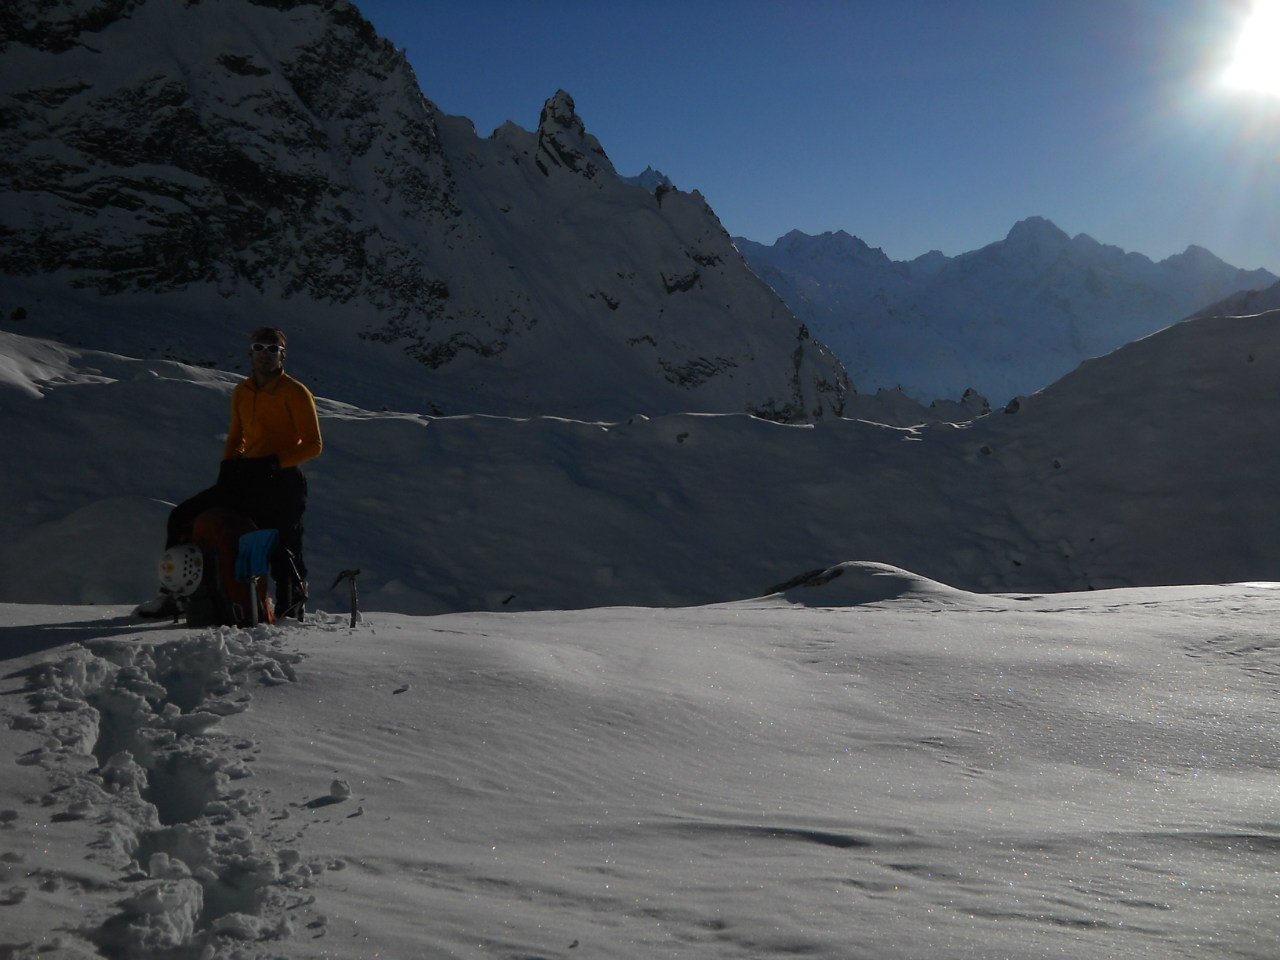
1223;1;1280;96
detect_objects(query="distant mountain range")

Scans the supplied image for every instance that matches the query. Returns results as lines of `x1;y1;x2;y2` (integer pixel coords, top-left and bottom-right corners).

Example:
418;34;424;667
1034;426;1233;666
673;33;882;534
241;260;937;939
736;219;1278;406
0;0;845;422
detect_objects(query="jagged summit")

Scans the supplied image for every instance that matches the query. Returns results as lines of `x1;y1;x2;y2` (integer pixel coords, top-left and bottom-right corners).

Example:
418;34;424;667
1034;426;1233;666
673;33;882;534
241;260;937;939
0;0;847;421
535;88;613;180
623;166;674;193
772;230;892;267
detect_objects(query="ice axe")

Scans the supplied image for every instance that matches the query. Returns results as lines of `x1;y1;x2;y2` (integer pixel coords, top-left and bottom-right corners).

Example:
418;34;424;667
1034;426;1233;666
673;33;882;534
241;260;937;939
329;569;361;628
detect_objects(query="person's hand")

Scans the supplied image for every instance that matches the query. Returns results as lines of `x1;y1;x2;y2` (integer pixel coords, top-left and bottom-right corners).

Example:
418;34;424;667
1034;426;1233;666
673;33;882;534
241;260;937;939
244;454;280;479
218;454;280;488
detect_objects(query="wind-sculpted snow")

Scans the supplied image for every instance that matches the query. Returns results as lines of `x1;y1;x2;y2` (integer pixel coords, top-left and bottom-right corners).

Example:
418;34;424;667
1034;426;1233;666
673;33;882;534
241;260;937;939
0;613;358;958
5;582;1280;958
770;561;983;607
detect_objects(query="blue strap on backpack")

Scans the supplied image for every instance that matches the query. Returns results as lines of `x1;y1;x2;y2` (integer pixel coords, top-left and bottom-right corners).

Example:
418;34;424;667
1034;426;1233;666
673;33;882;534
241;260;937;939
236;529;279;581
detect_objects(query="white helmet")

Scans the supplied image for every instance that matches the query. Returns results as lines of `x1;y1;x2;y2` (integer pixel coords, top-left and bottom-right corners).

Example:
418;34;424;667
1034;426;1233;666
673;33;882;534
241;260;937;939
158;544;204;597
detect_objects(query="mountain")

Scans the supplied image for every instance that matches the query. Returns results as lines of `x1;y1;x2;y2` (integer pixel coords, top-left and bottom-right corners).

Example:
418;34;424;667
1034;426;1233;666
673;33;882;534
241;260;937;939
736;217;1277;405
621;165;674;193
0;0;846;422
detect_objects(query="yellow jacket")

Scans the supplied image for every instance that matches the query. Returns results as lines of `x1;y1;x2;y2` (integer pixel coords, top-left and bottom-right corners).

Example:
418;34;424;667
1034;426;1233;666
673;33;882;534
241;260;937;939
222;372;323;469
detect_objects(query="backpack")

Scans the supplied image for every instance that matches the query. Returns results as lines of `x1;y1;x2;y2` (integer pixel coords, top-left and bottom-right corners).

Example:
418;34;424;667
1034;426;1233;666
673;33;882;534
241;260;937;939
187;509;275;628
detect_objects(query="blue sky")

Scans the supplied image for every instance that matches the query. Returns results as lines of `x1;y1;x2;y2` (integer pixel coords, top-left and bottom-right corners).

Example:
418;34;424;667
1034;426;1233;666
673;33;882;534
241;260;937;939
355;0;1280;272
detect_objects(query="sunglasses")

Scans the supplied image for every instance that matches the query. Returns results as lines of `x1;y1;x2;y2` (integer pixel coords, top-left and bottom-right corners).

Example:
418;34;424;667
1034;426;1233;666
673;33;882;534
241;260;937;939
251;343;284;354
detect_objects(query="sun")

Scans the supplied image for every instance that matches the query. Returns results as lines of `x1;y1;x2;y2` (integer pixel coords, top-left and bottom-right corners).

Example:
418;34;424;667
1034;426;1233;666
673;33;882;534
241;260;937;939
1223;1;1280;96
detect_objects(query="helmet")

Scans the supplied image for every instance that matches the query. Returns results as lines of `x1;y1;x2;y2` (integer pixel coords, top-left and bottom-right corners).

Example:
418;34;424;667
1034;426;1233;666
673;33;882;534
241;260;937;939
158;544;204;597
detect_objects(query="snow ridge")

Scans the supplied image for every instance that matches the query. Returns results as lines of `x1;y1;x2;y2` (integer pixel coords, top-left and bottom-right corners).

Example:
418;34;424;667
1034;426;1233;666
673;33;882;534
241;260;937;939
770;561;982;606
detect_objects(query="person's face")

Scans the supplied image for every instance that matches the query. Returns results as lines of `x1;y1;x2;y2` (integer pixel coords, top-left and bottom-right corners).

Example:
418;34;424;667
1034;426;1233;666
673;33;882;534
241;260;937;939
250;340;285;375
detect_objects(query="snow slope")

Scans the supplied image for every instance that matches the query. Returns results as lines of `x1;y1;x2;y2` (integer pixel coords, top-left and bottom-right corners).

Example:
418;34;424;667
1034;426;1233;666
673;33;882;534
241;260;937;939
4;572;1280;958
4;305;1280;617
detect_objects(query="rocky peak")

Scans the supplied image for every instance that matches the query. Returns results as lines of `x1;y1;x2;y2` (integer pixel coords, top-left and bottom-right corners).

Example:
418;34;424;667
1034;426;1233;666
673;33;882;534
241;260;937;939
810;231;891;267
623;165;673;193
535;89;612;179
745;230;893;275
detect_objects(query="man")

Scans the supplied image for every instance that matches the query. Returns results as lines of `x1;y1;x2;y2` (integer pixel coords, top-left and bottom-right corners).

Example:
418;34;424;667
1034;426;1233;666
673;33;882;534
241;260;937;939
138;326;323;619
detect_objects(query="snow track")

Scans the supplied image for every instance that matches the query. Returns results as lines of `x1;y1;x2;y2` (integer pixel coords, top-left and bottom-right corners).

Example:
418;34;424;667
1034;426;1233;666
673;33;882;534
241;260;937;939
2;620;339;959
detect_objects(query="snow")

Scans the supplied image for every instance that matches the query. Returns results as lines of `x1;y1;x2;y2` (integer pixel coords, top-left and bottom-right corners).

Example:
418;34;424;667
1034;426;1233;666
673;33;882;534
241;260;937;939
4;574;1280;958
7;304;1280;616
4;311;1280;957
6;3;1280;952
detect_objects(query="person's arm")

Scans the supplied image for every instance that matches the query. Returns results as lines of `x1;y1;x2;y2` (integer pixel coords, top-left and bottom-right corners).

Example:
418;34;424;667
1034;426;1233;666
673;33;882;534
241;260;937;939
278;382;323;468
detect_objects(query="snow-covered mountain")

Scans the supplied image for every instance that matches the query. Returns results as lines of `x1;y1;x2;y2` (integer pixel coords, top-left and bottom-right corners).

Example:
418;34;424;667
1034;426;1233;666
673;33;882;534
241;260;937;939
736;218;1277;405
0;0;846;421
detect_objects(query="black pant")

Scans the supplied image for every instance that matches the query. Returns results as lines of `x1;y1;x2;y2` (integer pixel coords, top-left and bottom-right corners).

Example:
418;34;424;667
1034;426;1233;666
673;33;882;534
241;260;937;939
167;467;309;595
